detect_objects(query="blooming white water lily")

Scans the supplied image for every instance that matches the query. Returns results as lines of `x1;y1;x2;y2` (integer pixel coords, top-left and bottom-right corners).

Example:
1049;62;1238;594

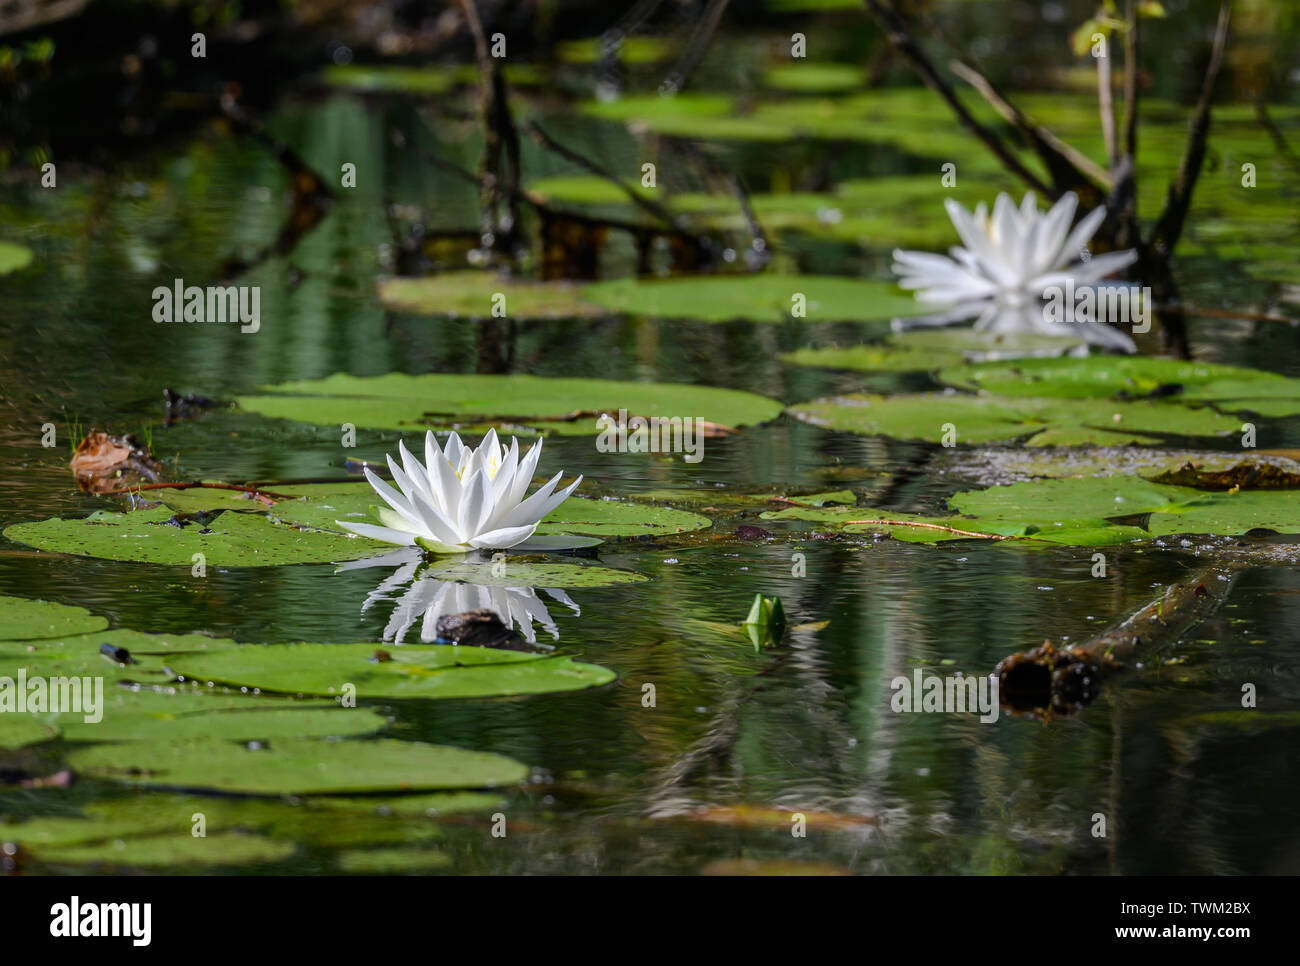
337;429;592;554
891;191;1139;353
338;547;580;645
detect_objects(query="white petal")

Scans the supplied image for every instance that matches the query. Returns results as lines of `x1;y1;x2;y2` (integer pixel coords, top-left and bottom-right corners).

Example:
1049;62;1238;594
512;535;604;551
336;520;418;546
496;471;563;529
458;469;494;538
537;474;583;517
507;438;544;508
1058;204;1108;267
363;466;425;532
467;524;539;549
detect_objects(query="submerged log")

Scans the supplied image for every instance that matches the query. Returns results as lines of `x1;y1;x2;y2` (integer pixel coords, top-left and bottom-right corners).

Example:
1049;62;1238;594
994;564;1237;718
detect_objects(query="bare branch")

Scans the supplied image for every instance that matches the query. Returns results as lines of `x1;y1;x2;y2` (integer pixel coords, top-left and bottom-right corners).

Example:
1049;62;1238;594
1121;0;1140;162
526;121;687;233
860;0;1052;195
1097;41;1117;166
1148;0;1232;258
948;60;1113;191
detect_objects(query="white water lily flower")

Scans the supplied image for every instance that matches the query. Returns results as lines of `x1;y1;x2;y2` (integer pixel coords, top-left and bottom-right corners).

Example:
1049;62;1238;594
337;429;591;554
891;191;1139;352
337;547;579;645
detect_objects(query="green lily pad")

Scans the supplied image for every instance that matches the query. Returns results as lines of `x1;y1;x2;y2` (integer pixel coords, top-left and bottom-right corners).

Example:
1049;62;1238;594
378;271;605;320
763;63;866;94
266;484;709;541
39;832;296;869
579;274;923;323
526;174;657;207
787;392;1240;446
0;240;33;275
236;372;782;435
784;330;1084;373
70;707;386;743
0;595;108;640
764;476;1300;546
556;35;673;64
320;64;457;94
0;627;237;658
337;847;453;873
939;355;1300;418
0;714;59;748
69;737;529;795
3;506;390;567
167;642;617;700
313;791;505;816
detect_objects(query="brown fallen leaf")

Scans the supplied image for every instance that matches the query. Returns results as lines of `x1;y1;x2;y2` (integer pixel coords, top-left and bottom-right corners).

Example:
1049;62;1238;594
1147;460;1300;491
69;430;165;493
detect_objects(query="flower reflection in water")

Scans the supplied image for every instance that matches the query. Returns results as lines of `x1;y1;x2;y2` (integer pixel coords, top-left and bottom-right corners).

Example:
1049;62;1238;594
338;548;580;647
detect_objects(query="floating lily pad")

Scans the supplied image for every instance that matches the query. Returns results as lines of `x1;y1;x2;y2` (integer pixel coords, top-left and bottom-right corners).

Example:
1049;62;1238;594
783;330;1084;373
267;484;709;541
763;476;1300;545
70;737;529;795
0;714;59;748
939;355;1300;418
763;63;866;94
320;64;457;94
39;832;296;869
0;627;238;658
3;506;390;567
168;642;616;700
337;847;453;873
0;240;33;275
236;372;782;435
68;707;386;744
941;446;1300;487
556;35;673;64
378;271;605;320
787;392;1240;446
579;274;923;323
313;791;504;816
0;595;108;640
525;174;657;207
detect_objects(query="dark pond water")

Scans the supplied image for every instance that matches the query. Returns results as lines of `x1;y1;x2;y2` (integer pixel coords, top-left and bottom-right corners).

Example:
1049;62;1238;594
3;19;1300;873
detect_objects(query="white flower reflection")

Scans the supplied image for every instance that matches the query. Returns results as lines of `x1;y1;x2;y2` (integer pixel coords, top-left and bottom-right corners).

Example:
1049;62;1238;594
338;548;580;646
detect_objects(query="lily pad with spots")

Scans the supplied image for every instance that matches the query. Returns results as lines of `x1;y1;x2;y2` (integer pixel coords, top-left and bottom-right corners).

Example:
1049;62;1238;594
0;595;108;641
783;330;1085;373
763;476;1300;546
69;737;529;795
167;642;617;700
786;391;1240;446
378;271;605;320
938;355;1300;418
0;714;59;749
64;706;388;744
3;506;391;567
236;372;782;435
579;274;923;323
39;831;297;869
